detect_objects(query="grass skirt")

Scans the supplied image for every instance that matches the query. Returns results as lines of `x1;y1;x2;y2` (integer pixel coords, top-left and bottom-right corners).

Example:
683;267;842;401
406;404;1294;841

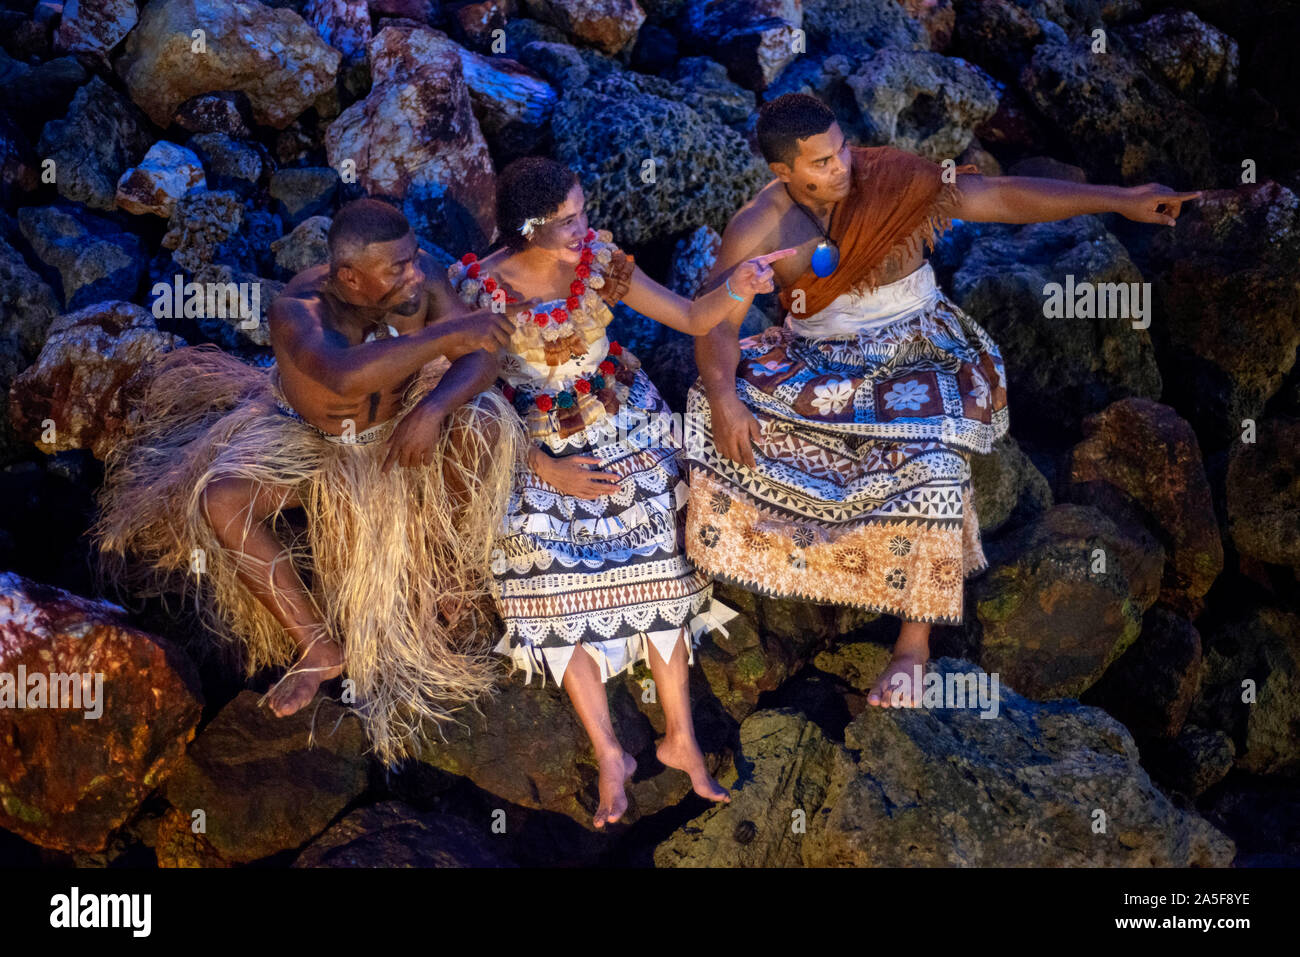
93;344;524;764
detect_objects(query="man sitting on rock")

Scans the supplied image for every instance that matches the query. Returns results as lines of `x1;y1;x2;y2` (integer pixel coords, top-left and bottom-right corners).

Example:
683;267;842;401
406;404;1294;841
95;198;527;765
686;93;1201;708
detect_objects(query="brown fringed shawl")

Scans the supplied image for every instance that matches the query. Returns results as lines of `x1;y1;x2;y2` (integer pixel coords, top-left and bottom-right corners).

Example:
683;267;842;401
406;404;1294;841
778;146;980;316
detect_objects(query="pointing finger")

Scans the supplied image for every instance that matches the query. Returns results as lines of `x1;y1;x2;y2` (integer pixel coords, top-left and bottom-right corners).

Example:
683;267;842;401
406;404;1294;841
751;247;799;267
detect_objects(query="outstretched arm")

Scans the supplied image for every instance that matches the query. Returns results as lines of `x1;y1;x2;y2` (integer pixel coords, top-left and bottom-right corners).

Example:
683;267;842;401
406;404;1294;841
617;250;790;336
952;172;1203;225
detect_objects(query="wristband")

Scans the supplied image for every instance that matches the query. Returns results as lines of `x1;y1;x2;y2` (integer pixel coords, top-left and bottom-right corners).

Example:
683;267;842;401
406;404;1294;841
724;276;745;301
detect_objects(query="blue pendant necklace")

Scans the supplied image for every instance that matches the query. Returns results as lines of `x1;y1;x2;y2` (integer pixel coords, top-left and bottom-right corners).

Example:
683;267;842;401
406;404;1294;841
784;183;840;277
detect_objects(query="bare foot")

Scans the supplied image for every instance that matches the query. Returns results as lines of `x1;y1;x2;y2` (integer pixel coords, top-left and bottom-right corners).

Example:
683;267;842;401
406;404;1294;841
593;750;636;830
261;632;344;717
867;650;928;708
657;735;730;803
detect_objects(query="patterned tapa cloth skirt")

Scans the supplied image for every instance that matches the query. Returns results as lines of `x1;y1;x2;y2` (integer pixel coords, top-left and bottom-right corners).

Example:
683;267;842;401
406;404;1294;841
684;262;1009;624
491;366;737;689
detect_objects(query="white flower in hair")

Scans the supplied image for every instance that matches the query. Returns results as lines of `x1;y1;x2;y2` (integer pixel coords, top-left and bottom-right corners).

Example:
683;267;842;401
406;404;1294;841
519;215;548;238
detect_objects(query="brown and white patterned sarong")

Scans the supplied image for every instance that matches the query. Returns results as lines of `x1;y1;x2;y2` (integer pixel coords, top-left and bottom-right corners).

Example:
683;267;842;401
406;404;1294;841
684;261;1009;624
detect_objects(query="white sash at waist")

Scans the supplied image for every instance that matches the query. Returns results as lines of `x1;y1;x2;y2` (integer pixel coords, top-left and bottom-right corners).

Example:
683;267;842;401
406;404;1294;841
783;261;940;339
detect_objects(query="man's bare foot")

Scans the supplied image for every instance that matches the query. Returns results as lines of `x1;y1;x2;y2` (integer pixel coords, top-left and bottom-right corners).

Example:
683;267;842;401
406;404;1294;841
867;650;928;708
593;750;636;829
262;633;344;717
657;735;730;803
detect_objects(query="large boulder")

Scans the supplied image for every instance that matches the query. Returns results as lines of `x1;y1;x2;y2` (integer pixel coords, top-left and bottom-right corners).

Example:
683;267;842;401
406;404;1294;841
1189;606;1300;779
0;571;203;852
1139;182;1300;450
972;504;1164;700
455;45;557;156
162;691;370;864
654;665;1235;866
1018;35;1217;186
8;301;184;460
1226;417;1300;570
36;75;154;212
118;0;341;129
969;433;1052;536
802;0;925;57
17;203;147;311
1114;9;1237;105
680;0;802;90
54;0;139;66
518;0;646;55
846;49;1000;159
293;801;515;867
0;237;60;464
553;72;770;246
115;141;207;218
940;216;1162;441
1064;398;1223;611
325;25;495;252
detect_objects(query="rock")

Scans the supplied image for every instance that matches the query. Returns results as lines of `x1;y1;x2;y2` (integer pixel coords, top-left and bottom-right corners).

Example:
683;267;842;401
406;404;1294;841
846;49;999;159
695;582;873;722
1144;724;1234;799
951;0;1042;77
8;301;184;459
1138;182;1300;450
269;166;340;227
680;0;802;90
305;0;371;69
325;25;495;251
1226;417;1300;569
187;132;264;193
293;801;515;867
1007;155;1086;181
517;39;591;90
0;571;203;853
803;0;925;56
655;671;1234;866
118;0;342;129
969;433;1052;535
448;0;509;50
553;73;770;246
1019;35;1216;186
1190;605;1300;778
1116;9;1237;104
0;236;60;463
54;0;139;65
668;225;722;298
941;216;1162;439
271;214;331;277
668;56;757;127
17;203;147;311
518;0;646;56
152;804;230;867
418;675;701;829
36;75;154;212
1065;398;1223;610
114;141;207;218
0;107;39;204
1082;604;1202;742
371;0;435;17
455;45;556;155
173;91;255;138
162;691;370;864
972;504;1165;700
0;52;89;138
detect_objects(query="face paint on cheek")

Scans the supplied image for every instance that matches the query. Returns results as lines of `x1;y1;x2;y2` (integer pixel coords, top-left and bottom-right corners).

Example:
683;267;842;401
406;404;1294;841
805;183;818;192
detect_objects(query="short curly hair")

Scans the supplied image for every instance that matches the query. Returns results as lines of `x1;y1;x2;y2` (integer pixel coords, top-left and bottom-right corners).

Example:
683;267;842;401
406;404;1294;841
756;93;837;167
496;156;580;250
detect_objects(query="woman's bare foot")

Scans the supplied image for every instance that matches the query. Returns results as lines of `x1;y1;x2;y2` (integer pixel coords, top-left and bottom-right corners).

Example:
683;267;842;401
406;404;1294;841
867;650;928;708
262;632;344;717
593;750;636;829
657;735;730;803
